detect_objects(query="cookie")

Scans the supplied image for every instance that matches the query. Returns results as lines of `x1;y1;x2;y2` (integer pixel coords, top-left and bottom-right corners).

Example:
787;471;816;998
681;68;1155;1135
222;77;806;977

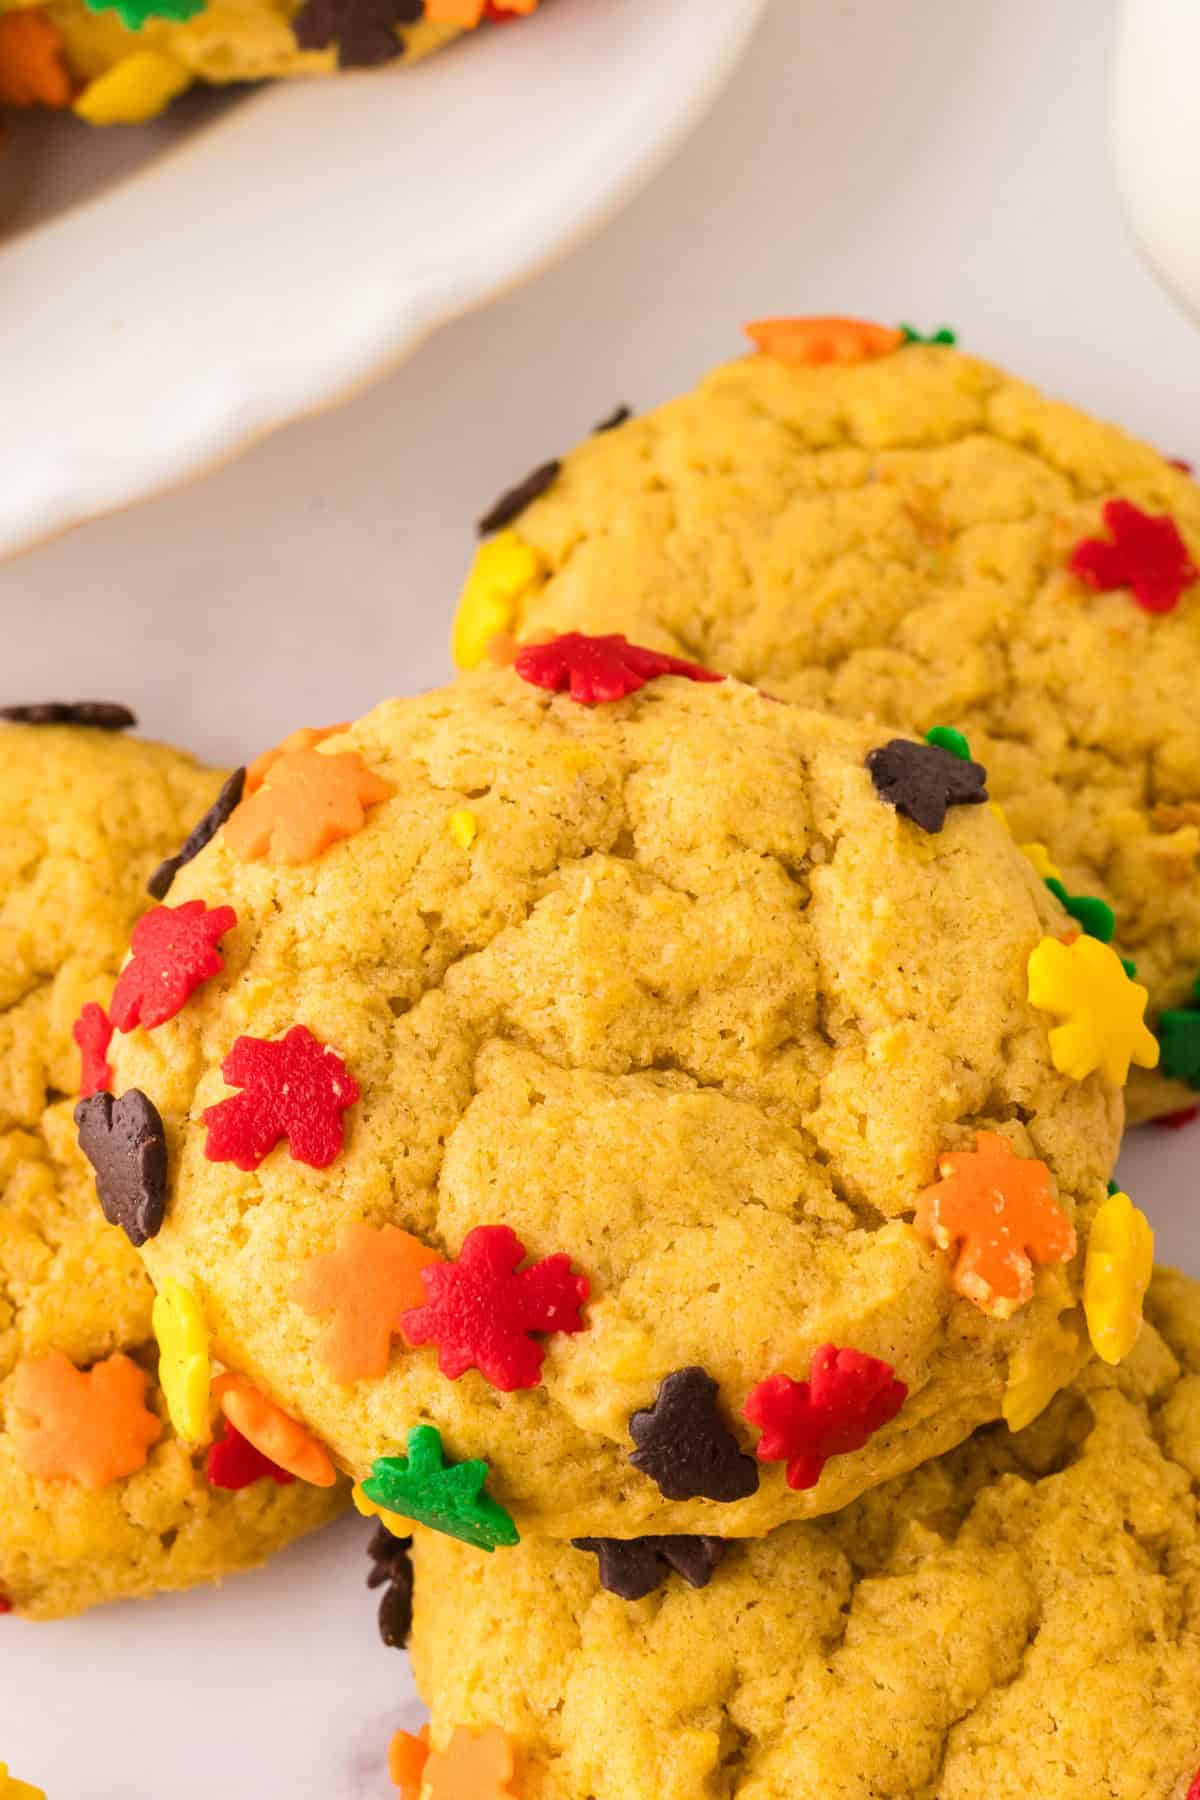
0;1109;345;1618
0;0;535;125
106;666;1124;1541
406;1267;1200;1800
450;329;1200;1122
0;722;220;1132
0;723;343;1617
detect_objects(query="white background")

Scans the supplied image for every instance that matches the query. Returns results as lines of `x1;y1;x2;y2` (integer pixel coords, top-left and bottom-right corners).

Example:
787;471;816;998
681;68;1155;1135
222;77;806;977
2;1;1198;1794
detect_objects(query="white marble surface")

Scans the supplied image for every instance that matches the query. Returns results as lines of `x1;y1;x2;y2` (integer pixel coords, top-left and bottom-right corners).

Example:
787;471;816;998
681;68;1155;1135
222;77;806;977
2;0;1198;1793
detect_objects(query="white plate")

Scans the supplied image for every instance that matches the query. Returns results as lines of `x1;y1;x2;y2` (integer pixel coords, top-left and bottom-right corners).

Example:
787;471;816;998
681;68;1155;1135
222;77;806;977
0;0;766;561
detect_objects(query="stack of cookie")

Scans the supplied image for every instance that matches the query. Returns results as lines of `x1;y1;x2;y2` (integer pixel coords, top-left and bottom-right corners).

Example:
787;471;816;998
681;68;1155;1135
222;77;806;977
73;575;1179;1793
405;321;1200;1798
12;321;1199;1797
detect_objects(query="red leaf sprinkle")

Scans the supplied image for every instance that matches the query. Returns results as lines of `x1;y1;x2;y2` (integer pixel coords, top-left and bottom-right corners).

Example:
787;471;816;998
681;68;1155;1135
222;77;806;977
1068;499;1198;615
402;1223;589;1391
206;1420;296;1491
73;1001;114;1098
514;631;723;705
109;900;236;1032
202;1025;359;1171
742;1345;907;1491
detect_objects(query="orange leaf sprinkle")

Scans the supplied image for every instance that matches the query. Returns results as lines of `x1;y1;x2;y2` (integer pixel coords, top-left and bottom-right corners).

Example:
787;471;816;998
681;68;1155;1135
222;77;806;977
291;1222;444;1384
244;722;350;794
914;1130;1076;1319
424;1725;518;1800
11;1352;162;1490
424;0;485;21
744;315;904;368
426;0;536;19
389;1726;431;1798
0;9;74;108
212;1373;337;1486
224;747;391;865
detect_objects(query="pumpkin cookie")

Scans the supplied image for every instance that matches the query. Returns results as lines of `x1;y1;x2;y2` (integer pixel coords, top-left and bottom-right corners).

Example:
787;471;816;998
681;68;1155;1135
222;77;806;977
105;665;1125;1542
451;327;1200;1121
0;720;343;1617
407;1268;1200;1800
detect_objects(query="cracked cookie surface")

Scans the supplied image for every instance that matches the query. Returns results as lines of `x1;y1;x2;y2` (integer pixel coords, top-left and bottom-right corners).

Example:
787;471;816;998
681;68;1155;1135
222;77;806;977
0;725;343;1618
111;672;1121;1538
409;1267;1200;1800
463;345;1200;1120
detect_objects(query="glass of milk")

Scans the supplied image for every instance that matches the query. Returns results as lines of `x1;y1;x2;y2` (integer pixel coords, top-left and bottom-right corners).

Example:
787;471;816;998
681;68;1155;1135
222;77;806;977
1110;0;1200;324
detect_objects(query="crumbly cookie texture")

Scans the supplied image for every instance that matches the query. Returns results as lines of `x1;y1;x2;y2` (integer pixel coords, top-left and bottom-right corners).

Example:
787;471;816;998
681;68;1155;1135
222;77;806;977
0;725;219;1132
409;1268;1200;1800
467;344;1200;1120
111;671;1122;1539
0;725;342;1618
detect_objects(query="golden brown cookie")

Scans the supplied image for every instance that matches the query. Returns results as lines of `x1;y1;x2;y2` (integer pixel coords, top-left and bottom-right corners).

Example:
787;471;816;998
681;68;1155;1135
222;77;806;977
451;332;1200;1121
408;1268;1200;1800
106;668;1126;1544
0;722;343;1618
